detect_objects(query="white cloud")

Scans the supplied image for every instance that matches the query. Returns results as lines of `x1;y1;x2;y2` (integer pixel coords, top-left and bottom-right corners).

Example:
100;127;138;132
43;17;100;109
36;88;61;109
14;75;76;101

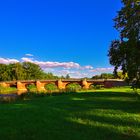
21;57;81;69
69;71;90;78
82;65;93;70
21;57;33;62
0;57;114;78
0;58;19;64
25;54;34;57
90;67;114;73
50;69;91;78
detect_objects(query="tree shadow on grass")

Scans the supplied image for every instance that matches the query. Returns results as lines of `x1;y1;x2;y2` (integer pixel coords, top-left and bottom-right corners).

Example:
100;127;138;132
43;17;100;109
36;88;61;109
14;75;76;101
47;91;140;115
0;90;139;140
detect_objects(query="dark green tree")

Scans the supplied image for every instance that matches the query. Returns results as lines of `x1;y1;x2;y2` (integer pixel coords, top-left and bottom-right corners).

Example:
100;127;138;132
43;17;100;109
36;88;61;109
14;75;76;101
92;73;114;79
8;63;25;80
22;62;44;80
0;64;10;81
43;72;58;79
108;0;140;85
0;62;59;81
65;74;70;79
60;75;65;79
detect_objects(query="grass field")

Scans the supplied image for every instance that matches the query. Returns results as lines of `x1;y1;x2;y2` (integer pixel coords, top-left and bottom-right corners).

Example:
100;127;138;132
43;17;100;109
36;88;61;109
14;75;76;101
0;86;17;94
0;87;140;140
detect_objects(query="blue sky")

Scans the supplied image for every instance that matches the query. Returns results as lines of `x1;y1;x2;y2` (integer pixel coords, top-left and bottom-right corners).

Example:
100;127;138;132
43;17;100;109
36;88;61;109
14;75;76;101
0;0;122;78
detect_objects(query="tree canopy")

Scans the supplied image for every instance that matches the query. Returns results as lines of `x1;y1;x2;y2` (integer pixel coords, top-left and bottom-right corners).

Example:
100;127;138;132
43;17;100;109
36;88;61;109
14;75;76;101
0;62;58;81
92;73;114;79
108;0;140;84
91;72;127;80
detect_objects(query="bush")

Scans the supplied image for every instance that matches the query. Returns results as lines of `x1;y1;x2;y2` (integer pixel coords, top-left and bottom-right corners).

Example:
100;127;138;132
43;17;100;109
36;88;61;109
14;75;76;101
0;85;17;94
89;85;95;90
66;83;82;93
27;84;37;92
45;83;58;93
89;84;104;90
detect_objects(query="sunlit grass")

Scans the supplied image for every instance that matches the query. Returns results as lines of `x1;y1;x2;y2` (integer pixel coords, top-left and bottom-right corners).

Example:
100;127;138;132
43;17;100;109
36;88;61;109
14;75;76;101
0;86;17;94
0;87;140;140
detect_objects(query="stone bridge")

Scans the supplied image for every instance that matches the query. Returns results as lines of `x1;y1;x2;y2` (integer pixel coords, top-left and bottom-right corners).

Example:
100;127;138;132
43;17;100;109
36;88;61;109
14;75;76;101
0;79;126;94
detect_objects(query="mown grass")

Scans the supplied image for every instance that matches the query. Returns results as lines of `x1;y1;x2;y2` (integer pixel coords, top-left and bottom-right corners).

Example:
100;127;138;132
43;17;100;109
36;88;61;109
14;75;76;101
0;87;140;140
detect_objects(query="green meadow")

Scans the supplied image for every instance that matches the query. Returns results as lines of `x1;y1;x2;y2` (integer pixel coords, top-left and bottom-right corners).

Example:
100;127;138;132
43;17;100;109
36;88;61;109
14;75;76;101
0;87;140;140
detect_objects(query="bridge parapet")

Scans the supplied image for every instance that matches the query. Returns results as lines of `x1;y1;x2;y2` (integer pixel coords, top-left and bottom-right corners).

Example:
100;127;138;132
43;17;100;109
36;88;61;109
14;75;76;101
61;79;81;82
39;80;58;82
87;79;105;82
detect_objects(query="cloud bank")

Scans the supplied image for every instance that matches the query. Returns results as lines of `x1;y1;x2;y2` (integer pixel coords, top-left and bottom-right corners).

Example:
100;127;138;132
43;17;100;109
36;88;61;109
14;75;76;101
0;58;19;64
0;57;113;78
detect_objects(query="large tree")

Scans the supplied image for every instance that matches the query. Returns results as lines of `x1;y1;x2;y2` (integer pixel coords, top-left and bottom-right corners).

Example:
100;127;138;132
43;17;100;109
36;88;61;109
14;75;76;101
22;62;44;80
108;0;140;85
8;63;25;80
0;62;59;81
0;64;10;81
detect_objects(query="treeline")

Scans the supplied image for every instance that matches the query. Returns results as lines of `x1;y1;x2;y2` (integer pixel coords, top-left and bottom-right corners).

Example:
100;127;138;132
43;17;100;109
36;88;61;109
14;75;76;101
92;72;128;80
0;62;128;82
0;62;58;81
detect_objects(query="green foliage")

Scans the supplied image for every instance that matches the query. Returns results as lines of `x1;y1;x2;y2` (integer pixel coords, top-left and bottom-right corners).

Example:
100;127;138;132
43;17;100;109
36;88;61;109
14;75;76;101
8;63;26;80
117;71;128;80
90;84;104;90
0;85;17;94
43;72;58;79
92;72;128;80
26;84;37;92
60;74;70;79
89;85;94;89
65;74;70;79
66;83;82;92
22;62;44;80
45;83;58;93
0;64;10;81
0;62;58;81
94;85;104;89
108;0;140;85
92;73;115;79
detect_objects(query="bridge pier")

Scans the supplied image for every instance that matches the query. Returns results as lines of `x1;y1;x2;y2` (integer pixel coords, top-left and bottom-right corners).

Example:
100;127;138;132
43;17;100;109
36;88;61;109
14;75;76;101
17;81;27;93
58;79;65;89
36;81;46;92
82;79;90;89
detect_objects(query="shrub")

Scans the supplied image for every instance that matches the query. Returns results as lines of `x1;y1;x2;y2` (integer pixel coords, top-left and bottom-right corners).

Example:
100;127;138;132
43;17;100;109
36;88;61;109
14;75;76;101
45;83;58;93
94;84;104;89
66;83;82;93
89;84;104;90
0;85;17;94
89;85;95;90
27;84;37;92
